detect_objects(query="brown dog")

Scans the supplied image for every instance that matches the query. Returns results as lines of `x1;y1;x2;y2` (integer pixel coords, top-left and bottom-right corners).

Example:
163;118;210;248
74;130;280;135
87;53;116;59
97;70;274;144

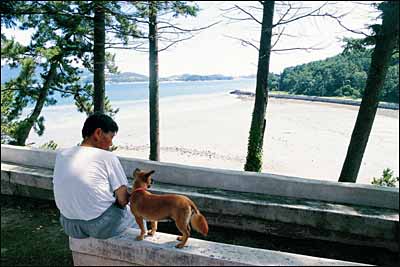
129;168;209;248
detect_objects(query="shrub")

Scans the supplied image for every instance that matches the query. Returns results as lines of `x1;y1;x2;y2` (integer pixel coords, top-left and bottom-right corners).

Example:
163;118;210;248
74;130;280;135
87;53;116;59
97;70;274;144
39;140;58;150
371;168;399;187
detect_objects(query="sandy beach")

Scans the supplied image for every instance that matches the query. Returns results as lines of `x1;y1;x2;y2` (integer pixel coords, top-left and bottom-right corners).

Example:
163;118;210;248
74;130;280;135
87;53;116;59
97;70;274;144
27;92;399;185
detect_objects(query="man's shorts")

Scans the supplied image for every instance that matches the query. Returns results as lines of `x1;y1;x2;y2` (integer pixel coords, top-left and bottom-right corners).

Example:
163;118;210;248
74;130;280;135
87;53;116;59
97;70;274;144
59;203;146;239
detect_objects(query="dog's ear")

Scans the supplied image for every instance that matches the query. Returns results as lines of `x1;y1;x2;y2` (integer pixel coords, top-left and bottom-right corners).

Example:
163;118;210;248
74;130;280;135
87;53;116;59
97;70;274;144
133;168;140;177
145;170;155;178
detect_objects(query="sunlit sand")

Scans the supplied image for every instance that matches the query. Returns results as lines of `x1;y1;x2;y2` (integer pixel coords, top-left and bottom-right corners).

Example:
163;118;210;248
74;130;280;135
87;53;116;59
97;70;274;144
28;92;399;185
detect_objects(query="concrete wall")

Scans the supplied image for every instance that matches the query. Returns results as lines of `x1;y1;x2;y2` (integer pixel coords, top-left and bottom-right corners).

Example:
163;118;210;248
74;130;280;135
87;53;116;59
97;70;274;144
269;94;399;110
231;90;400;110
1;144;398;210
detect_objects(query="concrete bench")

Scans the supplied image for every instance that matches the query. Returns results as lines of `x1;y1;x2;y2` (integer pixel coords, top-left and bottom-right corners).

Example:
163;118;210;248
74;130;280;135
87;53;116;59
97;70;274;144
69;228;368;266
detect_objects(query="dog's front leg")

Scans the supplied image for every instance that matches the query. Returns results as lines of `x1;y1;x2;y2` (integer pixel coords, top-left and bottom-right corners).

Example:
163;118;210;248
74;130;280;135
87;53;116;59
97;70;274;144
134;216;146;240
148;221;158;236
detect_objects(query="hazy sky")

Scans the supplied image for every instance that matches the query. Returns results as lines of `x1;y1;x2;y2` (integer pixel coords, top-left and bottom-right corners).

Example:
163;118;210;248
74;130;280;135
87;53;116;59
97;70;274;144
2;1;380;77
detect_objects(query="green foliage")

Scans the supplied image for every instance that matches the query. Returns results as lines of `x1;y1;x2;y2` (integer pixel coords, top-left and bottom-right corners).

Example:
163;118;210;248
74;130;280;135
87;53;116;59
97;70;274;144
371;168;399;187
130;1;201;53
381;55;399;103
1;2;93;145
132;1;199;19
1;38;28;64
1;86;17;144
268;73;280;91
279;45;399;103
244;118;265;172
0;43;41;144
169;1;199;17
109;145;118;152
39;140;58;150
1;1;136;145
73;83;119;117
280;1;399;103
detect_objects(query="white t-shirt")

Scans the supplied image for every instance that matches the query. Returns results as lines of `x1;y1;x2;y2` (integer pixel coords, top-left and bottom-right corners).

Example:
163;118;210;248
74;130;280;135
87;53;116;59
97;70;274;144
53;146;128;220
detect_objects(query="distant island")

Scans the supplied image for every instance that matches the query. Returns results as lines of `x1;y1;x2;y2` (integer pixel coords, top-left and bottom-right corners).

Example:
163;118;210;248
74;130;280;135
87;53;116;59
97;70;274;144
160;74;234;82
0;65;254;84
106;72;256;83
106;72;236;83
105;72;148;83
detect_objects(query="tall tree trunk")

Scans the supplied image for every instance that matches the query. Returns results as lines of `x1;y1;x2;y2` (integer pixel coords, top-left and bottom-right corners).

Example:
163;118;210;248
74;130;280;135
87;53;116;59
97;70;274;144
339;2;399;182
15;61;58;145
148;2;160;161
244;1;275;172
93;2;105;114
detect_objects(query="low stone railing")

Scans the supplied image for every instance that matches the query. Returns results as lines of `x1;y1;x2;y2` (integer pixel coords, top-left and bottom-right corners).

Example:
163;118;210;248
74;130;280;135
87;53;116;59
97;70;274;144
2;144;398;210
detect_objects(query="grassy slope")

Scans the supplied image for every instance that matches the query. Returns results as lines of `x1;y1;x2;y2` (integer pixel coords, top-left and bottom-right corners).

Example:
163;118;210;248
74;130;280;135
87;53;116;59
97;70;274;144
1;195;72;266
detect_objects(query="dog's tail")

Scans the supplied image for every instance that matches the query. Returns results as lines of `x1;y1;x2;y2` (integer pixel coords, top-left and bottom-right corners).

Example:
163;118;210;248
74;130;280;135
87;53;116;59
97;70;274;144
189;201;209;236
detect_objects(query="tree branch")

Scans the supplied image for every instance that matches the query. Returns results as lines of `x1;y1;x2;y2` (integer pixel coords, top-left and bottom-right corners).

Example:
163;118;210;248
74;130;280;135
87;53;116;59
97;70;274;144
221;15;255;24
322;13;371;37
224;34;259;51
271;27;286;49
274;2;293;27
273;2;330;27
271;46;325;53
157;35;194;52
233;4;261;24
158;21;221;32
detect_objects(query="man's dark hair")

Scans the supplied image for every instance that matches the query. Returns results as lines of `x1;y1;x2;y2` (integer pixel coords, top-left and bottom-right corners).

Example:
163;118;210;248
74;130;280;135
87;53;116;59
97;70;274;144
82;112;119;138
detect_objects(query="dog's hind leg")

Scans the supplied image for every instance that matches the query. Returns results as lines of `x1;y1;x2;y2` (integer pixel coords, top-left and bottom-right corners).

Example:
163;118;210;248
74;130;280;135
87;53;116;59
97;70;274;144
177;209;193;241
177;224;190;241
175;212;191;248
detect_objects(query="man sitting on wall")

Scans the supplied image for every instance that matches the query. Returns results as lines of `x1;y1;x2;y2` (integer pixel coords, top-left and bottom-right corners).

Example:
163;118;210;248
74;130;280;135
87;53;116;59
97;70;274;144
53;112;143;239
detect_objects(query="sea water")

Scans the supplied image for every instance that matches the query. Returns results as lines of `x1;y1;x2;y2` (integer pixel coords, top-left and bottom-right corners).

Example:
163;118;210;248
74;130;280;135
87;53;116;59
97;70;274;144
48;79;256;106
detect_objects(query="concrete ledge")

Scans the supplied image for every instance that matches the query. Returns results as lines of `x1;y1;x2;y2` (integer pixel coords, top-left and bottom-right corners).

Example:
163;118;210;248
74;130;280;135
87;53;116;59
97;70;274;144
231;90;400;110
2;162;398;252
149;183;399;251
1;144;398;210
1;144;57;170
69;228;368;266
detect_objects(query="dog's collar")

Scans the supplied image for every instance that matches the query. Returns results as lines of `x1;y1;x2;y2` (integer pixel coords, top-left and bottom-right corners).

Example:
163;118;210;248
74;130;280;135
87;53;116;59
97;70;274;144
132;187;147;194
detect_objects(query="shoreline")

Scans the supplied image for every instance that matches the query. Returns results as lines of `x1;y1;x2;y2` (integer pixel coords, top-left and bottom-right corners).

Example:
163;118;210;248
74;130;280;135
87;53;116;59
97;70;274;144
28;90;400;114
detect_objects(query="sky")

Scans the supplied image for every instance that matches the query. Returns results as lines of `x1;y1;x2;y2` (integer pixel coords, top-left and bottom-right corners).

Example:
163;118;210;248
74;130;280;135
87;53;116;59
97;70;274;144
1;1;380;77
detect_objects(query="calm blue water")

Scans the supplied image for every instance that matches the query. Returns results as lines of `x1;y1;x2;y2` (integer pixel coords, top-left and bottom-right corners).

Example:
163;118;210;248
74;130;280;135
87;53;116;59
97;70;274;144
52;79;256;106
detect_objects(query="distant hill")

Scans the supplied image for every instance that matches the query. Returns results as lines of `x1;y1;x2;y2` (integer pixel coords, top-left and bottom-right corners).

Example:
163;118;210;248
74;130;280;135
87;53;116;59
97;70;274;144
237;74;256;79
1;65;243;83
106;72;148;83
160;73;233;81
0;65;94;84
279;49;399;103
0;65;147;84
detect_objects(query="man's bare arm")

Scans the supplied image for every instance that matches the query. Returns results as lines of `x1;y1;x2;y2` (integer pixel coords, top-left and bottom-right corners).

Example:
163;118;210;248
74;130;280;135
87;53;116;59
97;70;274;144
114;185;130;208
